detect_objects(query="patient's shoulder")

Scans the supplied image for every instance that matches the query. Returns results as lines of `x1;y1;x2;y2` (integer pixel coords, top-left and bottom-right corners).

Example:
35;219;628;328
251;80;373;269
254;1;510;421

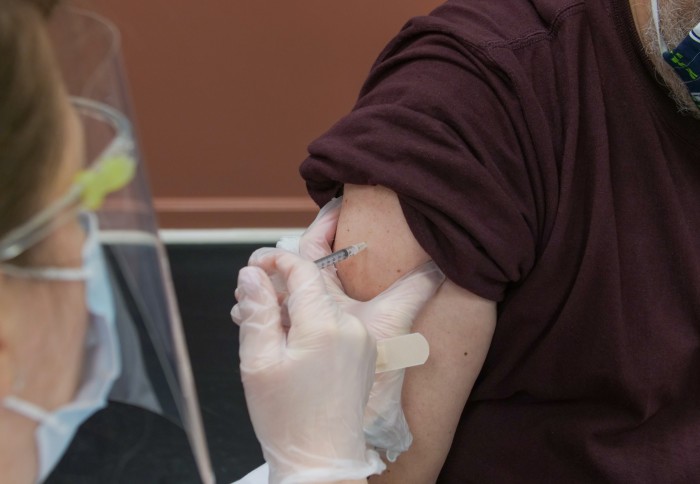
335;184;431;301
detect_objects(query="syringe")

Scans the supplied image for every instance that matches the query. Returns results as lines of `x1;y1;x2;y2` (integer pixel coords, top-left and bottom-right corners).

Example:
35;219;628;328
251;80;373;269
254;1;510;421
314;242;367;269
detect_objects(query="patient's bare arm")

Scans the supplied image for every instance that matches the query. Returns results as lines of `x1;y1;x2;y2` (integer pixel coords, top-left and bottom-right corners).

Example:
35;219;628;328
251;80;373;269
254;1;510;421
335;184;497;483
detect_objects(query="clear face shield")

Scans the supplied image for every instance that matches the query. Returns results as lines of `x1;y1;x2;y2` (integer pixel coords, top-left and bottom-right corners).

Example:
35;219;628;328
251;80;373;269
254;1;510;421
0;7;214;483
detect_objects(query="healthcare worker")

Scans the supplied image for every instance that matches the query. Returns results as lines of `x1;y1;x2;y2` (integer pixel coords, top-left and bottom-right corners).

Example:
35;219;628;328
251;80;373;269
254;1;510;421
0;2;443;483
1;2;214;482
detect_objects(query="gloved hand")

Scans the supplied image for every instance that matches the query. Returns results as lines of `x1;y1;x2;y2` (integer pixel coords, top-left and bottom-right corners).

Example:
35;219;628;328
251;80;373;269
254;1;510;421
278;197;445;462
231;249;385;484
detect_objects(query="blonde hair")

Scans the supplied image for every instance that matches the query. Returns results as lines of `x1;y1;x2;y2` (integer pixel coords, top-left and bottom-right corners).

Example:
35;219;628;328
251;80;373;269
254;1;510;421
0;0;66;261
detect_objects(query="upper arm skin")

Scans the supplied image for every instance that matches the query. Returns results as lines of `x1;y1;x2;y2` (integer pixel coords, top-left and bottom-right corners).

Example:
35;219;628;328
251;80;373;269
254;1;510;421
335;184;497;483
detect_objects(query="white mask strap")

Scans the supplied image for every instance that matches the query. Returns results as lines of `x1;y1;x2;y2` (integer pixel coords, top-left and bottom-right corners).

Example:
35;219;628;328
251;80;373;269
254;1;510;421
0;263;90;281
3;396;69;433
0;212;100;281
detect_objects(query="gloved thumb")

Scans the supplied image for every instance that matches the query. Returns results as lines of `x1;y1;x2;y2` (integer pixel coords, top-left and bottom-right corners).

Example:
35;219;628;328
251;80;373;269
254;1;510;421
349;261;445;338
252;249;345;349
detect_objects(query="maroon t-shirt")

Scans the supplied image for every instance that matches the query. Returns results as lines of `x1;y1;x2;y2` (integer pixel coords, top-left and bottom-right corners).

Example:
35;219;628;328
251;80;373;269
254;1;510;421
300;0;700;481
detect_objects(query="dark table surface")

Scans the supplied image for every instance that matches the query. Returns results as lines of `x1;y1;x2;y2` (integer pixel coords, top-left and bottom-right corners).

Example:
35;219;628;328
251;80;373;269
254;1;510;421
169;243;268;483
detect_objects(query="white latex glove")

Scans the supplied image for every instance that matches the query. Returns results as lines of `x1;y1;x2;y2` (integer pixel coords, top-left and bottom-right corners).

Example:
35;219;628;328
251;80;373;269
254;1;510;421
278;197;445;462
231;249;385;484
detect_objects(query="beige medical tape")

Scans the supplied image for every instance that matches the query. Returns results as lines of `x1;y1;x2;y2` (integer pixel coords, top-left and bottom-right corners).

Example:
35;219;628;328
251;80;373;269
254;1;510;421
375;333;429;373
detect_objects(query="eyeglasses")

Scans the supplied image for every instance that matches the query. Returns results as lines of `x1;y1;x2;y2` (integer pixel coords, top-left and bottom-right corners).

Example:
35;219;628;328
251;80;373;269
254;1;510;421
0;97;136;262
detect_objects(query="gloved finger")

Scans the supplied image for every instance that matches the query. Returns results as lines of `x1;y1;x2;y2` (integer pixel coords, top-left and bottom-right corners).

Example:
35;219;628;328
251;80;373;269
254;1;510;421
249;246;307;302
235;266;286;374
275;198;342;259
248;246;284;264
349;261;445;338
248;247;293;300
298;197;342;261
364;369;411;460
230;299;242;325
250;249;342;345
231;258;271;326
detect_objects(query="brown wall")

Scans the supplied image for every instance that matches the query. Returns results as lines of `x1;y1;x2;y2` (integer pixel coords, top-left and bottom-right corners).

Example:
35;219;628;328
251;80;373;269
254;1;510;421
88;1;443;228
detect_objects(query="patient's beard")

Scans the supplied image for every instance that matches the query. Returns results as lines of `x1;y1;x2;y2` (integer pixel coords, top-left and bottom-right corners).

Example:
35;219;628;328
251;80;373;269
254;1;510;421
640;0;700;118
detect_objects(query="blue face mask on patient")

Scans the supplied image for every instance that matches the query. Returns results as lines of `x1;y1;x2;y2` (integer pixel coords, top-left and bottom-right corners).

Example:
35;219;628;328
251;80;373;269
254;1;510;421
1;212;121;483
650;0;700;108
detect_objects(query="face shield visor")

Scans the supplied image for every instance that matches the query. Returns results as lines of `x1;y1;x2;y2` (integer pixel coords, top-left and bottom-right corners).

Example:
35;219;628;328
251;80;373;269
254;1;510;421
0;6;214;483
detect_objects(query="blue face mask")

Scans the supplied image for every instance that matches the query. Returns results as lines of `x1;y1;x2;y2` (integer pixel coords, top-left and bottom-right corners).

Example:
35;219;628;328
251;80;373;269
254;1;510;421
650;0;700;108
1;212;121;483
